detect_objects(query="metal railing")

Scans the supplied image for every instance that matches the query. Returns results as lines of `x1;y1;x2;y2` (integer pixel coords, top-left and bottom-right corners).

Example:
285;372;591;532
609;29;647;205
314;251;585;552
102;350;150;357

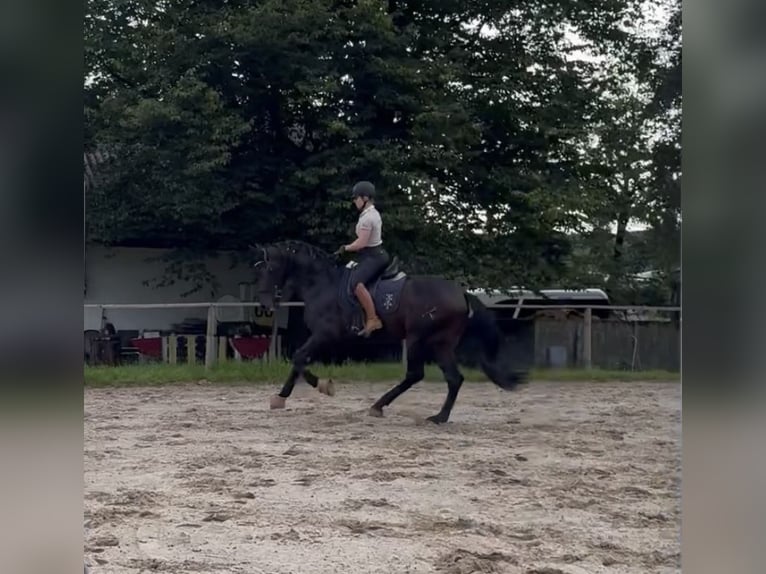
84;302;681;369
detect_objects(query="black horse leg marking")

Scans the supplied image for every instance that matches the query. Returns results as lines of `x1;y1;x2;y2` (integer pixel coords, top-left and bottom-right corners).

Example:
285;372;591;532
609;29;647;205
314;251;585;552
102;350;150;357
277;336;319;398
427;348;465;424
301;369;319;388
276;368;301;399
370;340;425;414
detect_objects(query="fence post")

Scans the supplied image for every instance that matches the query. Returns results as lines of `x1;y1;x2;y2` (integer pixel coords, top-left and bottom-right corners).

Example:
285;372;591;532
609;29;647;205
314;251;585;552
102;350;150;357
218;336;228;363
205;304;217;369
583;307;592;369
185;335;195;365
268;309;279;363
169;336;178;364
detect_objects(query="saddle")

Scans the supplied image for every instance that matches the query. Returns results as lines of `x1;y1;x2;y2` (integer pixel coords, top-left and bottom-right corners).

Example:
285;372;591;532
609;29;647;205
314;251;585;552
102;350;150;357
338;256;407;333
379;255;402;280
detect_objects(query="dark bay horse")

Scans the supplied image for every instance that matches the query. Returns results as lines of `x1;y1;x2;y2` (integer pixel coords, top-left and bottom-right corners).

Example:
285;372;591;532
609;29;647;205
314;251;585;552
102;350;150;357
251;240;526;423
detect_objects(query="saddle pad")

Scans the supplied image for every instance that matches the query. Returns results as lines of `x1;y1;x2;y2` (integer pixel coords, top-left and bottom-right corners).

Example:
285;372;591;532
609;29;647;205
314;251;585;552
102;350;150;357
371;274;407;315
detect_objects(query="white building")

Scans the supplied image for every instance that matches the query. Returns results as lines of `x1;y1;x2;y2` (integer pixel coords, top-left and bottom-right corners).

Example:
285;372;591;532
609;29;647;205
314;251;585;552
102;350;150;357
84;245;288;333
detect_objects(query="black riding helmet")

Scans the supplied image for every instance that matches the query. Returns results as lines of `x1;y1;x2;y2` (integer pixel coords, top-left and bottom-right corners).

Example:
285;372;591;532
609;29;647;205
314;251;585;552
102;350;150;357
351;180;375;199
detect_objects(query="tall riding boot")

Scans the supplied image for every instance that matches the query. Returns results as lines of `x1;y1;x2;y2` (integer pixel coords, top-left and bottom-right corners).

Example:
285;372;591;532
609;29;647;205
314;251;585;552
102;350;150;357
354;284;383;336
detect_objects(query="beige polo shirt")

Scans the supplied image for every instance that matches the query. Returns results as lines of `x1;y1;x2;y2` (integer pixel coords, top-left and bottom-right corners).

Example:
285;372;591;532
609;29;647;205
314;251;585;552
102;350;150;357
356;205;383;247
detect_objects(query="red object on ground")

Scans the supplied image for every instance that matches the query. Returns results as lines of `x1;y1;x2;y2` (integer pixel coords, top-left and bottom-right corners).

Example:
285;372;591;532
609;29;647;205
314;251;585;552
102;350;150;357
230;337;271;359
131;337;163;359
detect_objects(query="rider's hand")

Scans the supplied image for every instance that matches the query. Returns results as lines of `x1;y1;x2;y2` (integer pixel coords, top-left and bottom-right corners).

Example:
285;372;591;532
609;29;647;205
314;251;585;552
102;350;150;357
334;245;346;256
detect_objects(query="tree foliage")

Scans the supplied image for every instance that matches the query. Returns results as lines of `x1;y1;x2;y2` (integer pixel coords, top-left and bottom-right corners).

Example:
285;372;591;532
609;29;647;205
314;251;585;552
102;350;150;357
85;0;681;300
534;0;681;303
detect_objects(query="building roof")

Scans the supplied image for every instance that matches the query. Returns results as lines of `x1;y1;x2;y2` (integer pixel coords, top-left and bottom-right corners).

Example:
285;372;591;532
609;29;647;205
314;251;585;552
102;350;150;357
467;287;609;306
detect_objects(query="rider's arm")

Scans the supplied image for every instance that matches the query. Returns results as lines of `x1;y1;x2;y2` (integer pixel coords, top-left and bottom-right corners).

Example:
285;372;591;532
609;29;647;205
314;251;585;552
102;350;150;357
345;227;371;252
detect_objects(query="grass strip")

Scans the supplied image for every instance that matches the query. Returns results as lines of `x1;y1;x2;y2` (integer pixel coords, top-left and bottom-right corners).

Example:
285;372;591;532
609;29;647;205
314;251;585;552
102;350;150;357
85;361;679;388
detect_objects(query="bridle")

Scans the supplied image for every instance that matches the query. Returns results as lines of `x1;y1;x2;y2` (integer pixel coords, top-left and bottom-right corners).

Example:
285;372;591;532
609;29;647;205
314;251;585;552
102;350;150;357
253;246;282;303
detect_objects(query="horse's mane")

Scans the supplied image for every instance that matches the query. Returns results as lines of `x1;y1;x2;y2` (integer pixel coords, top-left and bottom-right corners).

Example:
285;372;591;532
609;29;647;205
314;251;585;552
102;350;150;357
271;240;334;263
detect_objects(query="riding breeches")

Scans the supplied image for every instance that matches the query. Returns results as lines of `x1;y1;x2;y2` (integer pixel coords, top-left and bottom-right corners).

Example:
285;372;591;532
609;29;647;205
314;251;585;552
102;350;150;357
350;246;390;287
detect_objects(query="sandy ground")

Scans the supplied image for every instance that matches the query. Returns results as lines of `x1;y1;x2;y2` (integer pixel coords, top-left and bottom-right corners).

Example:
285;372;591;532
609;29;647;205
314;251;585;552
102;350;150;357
84;380;680;574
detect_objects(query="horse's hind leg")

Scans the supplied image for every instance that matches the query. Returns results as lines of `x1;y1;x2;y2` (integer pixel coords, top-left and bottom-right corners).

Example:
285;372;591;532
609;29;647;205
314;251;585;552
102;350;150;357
427;345;464;424
369;339;425;417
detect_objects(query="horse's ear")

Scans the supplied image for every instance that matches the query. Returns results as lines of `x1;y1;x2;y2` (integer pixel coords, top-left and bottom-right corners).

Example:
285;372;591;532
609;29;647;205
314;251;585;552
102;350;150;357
249;243;265;264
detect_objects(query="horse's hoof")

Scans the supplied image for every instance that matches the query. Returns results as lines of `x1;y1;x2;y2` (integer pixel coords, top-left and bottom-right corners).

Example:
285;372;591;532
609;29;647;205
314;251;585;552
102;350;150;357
317;378;335;397
270;395;287;410
368;406;384;418
426;414;447;424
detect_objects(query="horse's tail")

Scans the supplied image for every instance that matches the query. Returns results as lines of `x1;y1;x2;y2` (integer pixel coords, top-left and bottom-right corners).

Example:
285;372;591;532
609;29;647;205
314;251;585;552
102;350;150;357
464;293;525;390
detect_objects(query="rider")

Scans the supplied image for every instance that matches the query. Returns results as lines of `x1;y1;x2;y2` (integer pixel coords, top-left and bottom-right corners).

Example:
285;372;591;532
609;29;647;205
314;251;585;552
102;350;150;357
337;180;391;336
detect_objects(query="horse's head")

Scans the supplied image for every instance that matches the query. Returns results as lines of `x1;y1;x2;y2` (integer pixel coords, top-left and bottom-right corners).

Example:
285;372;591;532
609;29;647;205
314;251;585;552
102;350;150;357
250;243;290;311
250;241;334;310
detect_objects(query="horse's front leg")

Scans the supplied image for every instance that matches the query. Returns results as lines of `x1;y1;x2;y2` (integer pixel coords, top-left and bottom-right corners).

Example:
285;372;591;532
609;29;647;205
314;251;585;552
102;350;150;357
270;335;321;409
300;369;336;397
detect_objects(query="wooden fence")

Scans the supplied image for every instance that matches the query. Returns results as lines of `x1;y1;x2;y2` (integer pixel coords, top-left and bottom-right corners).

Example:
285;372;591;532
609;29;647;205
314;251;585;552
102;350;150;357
83;302;681;371
532;316;680;371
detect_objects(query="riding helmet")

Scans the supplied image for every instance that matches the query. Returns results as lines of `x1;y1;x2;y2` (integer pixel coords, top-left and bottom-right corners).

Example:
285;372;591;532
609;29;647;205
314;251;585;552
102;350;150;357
351;180;376;199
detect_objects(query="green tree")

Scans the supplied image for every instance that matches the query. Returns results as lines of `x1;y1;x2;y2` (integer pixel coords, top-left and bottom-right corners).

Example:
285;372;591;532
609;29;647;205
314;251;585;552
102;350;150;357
560;0;681;303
